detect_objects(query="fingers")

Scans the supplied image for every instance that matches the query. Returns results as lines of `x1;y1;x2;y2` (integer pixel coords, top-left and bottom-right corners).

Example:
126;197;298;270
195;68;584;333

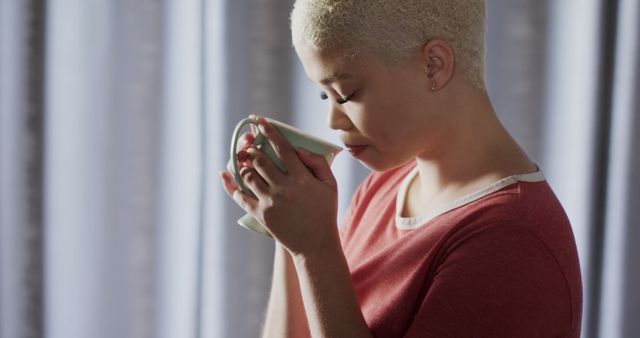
219;171;259;211
256;117;306;175
228;132;256;172
219;170;238;197
240;132;255;149
237;151;271;197
248;114;258;134
295;148;337;187
245;146;283;186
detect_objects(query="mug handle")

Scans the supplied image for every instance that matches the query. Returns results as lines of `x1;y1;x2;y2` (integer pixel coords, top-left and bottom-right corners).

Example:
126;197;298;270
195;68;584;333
230;117;266;197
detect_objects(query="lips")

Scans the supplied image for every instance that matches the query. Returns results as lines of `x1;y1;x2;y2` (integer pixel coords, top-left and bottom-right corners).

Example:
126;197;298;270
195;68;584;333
344;144;368;156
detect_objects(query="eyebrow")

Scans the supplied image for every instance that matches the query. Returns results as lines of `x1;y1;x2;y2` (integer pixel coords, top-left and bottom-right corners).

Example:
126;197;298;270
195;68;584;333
320;72;353;85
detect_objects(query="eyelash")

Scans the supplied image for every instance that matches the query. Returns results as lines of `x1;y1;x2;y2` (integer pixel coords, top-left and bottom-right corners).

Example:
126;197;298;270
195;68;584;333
320;91;354;104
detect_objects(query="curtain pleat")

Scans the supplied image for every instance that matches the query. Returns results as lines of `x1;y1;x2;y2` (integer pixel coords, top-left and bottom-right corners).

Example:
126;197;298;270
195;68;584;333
599;0;640;337
200;0;226;337
0;0;46;337
44;0;166;337
155;0;204;337
485;0;549;162
213;1;295;337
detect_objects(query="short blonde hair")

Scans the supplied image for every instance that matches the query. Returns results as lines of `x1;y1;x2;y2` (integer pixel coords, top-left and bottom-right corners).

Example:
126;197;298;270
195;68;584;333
290;0;486;89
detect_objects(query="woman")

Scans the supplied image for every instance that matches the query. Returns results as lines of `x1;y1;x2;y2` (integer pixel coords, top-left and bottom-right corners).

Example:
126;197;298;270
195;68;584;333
220;0;582;336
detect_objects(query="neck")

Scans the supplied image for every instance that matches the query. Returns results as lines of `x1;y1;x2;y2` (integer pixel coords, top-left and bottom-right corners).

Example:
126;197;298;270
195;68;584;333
413;86;536;202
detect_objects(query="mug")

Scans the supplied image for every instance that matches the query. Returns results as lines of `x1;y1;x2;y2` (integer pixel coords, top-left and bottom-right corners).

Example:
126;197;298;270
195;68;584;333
229;116;343;236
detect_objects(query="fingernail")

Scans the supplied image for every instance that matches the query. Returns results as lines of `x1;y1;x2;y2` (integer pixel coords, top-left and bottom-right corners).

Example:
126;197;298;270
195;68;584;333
239;166;251;176
237;150;249;162
246;147;259;157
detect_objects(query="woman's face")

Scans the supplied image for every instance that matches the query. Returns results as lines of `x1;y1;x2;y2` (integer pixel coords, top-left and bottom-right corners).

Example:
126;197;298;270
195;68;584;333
295;45;450;171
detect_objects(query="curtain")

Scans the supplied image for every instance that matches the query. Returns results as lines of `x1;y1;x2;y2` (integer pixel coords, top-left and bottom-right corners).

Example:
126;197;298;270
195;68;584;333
599;0;640;336
2;0;205;337
1;0;46;337
1;1;638;338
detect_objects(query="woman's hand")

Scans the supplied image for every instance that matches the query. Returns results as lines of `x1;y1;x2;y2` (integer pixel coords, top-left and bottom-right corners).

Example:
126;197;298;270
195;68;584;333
219;116;340;257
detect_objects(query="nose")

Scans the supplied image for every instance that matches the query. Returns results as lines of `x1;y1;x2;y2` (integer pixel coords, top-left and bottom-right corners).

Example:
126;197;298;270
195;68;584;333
326;104;353;131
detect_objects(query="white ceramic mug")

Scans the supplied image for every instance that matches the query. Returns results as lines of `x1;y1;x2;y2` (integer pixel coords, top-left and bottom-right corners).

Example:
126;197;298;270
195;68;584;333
230;116;342;236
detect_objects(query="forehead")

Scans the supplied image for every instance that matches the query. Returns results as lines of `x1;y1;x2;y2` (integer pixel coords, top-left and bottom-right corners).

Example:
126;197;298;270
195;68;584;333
295;44;374;84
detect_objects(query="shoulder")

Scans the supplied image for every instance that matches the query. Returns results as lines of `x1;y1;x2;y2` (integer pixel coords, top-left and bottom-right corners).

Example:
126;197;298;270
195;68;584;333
406;220;578;336
435;180;577;271
422;181;582;335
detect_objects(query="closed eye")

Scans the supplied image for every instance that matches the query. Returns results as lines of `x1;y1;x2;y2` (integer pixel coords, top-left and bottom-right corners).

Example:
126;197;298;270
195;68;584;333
320;91;355;105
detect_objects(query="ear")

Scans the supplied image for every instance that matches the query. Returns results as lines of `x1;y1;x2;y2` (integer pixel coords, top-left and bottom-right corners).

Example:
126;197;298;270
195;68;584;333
421;39;455;91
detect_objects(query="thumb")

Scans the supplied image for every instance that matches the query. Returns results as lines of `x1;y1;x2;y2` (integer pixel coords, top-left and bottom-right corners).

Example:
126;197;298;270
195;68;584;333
295;148;337;187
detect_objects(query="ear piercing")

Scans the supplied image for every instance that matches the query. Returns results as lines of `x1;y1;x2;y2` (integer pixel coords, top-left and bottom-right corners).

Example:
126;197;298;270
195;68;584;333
424;68;438;91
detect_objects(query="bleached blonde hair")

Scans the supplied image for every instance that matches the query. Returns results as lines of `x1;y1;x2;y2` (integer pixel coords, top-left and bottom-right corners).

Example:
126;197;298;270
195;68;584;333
290;0;486;89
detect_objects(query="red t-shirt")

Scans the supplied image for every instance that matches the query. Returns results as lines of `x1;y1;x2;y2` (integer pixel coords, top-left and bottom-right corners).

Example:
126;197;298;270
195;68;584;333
339;161;582;337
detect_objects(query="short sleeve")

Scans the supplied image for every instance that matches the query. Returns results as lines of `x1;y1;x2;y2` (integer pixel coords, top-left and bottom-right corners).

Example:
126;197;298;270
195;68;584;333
402;224;574;338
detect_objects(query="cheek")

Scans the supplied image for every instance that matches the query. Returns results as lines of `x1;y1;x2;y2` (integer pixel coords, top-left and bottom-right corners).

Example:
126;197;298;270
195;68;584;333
349;104;390;141
348;74;425;145
376;102;420;138
350;94;415;144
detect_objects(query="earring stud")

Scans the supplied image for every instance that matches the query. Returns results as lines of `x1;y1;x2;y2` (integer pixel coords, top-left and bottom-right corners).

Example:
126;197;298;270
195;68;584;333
431;80;438;91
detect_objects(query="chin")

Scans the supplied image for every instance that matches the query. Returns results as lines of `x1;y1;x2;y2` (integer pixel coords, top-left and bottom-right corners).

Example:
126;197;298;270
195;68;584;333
358;156;415;173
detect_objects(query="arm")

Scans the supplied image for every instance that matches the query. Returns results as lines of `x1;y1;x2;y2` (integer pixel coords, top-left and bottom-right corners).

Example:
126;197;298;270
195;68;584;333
262;243;310;338
220;167;308;337
291;239;372;338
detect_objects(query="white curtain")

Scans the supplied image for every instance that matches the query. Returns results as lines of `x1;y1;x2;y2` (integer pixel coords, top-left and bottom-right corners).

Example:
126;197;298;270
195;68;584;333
1;0;46;336
2;0;205;337
542;0;604;336
599;0;640;336
44;0;206;337
1;0;639;338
